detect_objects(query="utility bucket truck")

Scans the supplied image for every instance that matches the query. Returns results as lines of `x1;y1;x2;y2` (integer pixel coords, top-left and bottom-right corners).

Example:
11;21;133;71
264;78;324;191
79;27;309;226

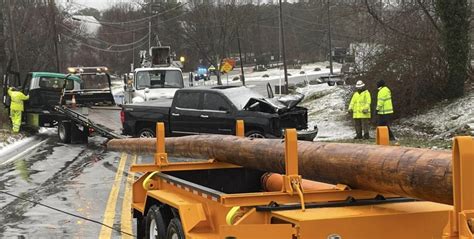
124;46;185;104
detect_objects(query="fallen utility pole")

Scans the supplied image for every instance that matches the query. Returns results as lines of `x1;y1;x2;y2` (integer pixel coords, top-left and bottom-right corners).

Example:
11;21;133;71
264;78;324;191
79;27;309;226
107;135;453;205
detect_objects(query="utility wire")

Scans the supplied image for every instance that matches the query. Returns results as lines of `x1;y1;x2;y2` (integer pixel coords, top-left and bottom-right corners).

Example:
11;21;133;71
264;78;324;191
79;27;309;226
70;3;187;26
61;23;149;47
62;34;149;53
0;190;135;237
98;26;150;35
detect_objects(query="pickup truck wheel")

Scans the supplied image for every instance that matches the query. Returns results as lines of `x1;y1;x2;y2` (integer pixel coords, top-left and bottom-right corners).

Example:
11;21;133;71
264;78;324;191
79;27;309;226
139;128;155;138
58;121;71;143
166;218;184;239
327;81;335;86
246;131;265;139
146;205;167;239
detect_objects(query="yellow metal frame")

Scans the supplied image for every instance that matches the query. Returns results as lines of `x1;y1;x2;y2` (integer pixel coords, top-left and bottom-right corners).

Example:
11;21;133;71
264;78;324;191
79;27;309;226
376;126;389;145
129;122;474;239
451;136;474;238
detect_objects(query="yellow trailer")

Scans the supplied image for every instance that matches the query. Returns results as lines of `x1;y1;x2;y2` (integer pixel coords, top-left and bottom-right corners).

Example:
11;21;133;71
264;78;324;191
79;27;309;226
125;122;473;239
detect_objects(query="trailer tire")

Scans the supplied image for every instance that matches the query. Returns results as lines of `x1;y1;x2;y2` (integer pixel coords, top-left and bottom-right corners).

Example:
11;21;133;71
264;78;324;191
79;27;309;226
166;218;184;239
138;128;155;138
146;205;167;239
58;121;71;143
136;214;146;239
245;130;265;139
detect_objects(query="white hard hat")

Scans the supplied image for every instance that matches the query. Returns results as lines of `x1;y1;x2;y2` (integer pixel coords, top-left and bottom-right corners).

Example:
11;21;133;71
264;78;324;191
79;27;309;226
355;80;365;88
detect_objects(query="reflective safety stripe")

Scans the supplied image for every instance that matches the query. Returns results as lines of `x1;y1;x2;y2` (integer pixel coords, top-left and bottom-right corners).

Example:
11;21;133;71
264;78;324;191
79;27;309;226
8;89;29;112
349;90;371;119
377;87;393;115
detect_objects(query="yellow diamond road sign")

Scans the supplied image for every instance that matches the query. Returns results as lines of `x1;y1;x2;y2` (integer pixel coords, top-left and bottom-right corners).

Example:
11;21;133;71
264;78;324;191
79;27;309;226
221;62;233;73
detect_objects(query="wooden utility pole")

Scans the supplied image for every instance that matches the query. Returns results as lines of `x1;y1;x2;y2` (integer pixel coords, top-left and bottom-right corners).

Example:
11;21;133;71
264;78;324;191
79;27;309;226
0;0;5;73
6;0;20;72
237;28;245;86
327;0;333;75
108;135;454;205
278;0;289;94
49;0;60;72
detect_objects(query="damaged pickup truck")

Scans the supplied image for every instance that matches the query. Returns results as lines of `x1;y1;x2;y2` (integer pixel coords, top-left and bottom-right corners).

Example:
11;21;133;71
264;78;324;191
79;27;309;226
121;86;318;140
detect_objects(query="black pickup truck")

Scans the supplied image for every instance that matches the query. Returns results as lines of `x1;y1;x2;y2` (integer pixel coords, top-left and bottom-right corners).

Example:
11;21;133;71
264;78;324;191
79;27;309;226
121;86;318;140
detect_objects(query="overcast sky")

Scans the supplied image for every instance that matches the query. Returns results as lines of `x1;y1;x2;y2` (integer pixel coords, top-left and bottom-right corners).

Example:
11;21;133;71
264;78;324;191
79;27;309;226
58;0;131;11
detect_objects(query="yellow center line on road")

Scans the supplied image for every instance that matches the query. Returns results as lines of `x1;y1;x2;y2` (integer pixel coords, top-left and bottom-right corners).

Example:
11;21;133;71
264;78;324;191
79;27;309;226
120;154;137;239
99;152;127;239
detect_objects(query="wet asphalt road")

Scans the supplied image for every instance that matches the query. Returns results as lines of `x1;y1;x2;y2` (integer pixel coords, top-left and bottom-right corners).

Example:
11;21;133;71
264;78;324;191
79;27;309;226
0;72;332;239
0;130;140;238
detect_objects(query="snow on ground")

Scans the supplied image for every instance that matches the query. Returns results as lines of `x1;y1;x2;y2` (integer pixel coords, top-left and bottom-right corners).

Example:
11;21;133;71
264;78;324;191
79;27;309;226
296;84;355;141
0;131;27;152
194;62;341;86
395;90;474;139
229;62;341;82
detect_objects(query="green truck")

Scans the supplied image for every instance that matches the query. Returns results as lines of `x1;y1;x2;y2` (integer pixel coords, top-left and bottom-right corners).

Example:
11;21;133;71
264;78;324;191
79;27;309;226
2;68;122;143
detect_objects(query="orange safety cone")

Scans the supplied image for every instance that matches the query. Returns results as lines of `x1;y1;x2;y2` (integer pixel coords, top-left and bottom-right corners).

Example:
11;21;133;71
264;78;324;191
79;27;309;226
71;94;77;109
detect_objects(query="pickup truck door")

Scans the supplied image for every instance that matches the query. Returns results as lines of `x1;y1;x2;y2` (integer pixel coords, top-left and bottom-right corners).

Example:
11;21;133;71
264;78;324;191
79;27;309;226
170;91;202;135
200;92;235;135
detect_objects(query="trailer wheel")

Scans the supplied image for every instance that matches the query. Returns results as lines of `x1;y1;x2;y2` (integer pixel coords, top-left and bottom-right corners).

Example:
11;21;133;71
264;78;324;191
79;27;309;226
166;218;184;239
245;131;265;139
58;121;71;143
146;205;167;239
136;214;145;239
138;128;155;138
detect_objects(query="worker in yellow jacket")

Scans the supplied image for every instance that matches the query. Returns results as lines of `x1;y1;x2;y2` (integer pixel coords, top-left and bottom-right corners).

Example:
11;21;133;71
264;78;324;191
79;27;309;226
348;80;371;139
7;87;29;133
376;80;395;140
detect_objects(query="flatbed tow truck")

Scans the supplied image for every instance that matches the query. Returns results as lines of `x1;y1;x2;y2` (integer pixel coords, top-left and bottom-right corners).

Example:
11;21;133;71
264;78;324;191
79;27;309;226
108;123;473;239
2;67;123;143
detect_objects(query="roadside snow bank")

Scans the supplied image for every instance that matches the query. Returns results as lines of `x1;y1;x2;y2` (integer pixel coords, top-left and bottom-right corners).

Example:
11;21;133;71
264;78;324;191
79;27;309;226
0;134;32;156
0;131;27;151
197;62;341;86
297;84;354;141
395;91;474;139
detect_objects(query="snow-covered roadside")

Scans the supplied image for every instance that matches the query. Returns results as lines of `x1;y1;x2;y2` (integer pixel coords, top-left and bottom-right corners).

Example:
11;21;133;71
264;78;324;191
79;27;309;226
395;91;474;139
228;62;342;82
296;84;354;141
194;62;342;86
0;131;27;151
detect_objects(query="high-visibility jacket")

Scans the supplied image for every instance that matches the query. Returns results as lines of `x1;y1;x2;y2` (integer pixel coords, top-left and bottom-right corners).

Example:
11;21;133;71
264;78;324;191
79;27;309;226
349;90;371;119
8;88;29;111
376;86;394;115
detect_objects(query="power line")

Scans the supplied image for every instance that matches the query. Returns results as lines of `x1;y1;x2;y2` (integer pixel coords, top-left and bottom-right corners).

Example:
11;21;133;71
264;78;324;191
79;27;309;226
60;23;149;47
0;190;135;237
286;15;327;26
70;3;187;26
61;34;149;53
